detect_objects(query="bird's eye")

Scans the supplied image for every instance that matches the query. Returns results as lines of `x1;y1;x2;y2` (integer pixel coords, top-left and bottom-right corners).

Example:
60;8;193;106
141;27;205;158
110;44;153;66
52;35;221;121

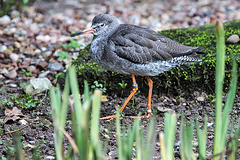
100;23;105;27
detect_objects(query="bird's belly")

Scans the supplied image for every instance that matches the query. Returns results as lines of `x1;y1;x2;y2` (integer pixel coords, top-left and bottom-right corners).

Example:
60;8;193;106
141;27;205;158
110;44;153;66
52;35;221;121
97;59;179;76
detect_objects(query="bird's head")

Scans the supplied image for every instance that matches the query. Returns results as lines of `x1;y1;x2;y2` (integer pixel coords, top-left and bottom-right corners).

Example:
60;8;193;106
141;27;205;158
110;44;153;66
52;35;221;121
70;14;119;37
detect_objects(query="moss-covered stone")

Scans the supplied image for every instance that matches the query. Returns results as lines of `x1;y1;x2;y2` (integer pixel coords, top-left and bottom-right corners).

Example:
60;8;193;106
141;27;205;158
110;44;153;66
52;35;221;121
73;20;240;96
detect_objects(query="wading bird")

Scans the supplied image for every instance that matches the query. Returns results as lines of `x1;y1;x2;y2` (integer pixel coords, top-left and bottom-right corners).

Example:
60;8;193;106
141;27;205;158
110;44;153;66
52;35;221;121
71;14;203;120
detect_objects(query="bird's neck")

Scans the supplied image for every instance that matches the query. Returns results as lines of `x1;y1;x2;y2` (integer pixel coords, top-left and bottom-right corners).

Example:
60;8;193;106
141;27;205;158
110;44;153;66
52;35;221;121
90;36;106;63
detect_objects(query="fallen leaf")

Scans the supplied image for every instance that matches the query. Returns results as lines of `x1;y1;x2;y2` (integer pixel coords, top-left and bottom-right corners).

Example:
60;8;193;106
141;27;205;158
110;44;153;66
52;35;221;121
4;107;23;123
101;95;108;102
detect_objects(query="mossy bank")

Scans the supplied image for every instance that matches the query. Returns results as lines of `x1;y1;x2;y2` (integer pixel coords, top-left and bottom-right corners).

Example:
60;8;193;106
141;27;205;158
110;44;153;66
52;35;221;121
72;20;240;96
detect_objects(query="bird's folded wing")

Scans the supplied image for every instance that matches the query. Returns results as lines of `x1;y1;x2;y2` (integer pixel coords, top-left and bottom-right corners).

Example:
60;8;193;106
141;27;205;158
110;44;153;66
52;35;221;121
108;24;201;64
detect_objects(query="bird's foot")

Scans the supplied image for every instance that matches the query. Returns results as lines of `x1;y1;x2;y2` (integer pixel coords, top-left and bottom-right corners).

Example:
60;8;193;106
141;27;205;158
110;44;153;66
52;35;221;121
100;110;124;121
130;112;152;119
99;114;120;121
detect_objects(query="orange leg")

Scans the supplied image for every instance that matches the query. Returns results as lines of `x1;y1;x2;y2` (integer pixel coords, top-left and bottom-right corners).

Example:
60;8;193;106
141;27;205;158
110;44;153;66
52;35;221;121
145;76;153;117
100;74;138;120
131;76;153;118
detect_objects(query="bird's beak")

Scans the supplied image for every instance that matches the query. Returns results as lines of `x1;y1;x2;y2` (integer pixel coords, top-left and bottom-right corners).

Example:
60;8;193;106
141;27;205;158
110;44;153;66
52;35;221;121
70;28;96;37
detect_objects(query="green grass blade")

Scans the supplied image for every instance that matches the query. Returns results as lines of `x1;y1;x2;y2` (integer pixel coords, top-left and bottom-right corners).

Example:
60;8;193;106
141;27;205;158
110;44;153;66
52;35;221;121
50;70;70;160
221;53;238;148
68;65;82;114
60;72;70;130
159;132;168;160
50;87;62;159
90;89;101;146
144;118;155;159
228;124;240;159
81;99;91;160
68;65;90;159
180;116;194;160
116;110;123;160
135;117;142;160
163;112;177;160
180;116;185;160
213;20;225;158
83;80;89;104
196;116;208;160
90;89;102;159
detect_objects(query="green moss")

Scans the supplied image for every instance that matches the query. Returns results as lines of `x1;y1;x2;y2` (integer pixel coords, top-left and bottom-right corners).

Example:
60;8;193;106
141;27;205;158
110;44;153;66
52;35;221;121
73;20;240;95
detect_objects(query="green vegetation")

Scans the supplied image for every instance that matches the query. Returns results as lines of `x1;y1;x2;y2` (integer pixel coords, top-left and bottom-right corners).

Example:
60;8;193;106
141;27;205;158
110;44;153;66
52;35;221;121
49;66;155;159
55;72;65;79
3;21;239;160
160;20;239;160
158;19;240;94
21;69;33;77
91;81;106;93
118;80;127;89
2;94;40;109
6;35;239;158
73;19;240;95
62;39;81;50
49;38;239;159
57;51;69;61
57;39;83;60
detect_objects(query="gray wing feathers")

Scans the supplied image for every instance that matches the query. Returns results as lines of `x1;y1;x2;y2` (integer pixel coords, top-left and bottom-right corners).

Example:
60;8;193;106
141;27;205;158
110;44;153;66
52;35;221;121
108;24;201;64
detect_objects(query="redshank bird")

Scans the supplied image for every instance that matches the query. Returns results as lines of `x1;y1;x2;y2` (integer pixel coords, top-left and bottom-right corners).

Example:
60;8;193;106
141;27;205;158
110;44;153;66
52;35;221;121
71;14;203;119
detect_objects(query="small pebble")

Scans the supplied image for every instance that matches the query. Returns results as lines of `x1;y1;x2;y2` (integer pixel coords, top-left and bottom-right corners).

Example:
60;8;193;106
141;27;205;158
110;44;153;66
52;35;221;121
45;156;55;160
6;69;17;79
29;23;40;33
37;61;48;69
19;119;28;125
14;42;21;48
27;65;36;72
8;83;17;87
10;10;20;19
0;53;4;59
36;35;51;42
29;141;35;144
0;45;7;52
38;70;50;78
0;15;11;25
197;96;205;102
9;53;19;63
108;150;118;159
35;49;41;54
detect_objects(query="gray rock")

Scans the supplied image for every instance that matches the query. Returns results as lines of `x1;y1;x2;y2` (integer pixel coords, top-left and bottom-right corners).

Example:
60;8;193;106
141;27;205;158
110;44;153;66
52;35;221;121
48;62;64;71
0;15;11;25
226;34;239;44
24;78;52;95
